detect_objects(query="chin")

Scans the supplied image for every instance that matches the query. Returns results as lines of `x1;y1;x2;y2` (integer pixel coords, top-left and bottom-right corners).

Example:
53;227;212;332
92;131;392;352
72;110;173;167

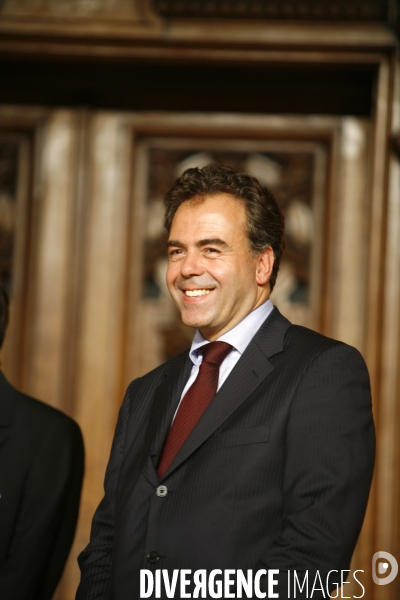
181;313;210;331
181;317;206;330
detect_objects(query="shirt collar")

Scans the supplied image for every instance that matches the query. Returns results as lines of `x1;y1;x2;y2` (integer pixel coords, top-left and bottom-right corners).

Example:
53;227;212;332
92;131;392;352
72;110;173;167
189;298;274;365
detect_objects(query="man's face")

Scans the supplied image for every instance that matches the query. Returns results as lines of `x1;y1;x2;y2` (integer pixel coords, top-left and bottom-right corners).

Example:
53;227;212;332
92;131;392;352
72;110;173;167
166;193;273;341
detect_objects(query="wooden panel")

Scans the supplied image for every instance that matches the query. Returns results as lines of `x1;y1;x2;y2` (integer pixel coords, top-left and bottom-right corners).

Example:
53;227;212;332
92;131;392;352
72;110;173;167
23;111;79;407
371;57;400;600
64;113;132;598
328;118;370;349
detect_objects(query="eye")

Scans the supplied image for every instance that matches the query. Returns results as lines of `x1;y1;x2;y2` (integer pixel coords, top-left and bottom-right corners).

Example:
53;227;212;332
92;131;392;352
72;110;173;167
204;247;219;254
168;248;184;260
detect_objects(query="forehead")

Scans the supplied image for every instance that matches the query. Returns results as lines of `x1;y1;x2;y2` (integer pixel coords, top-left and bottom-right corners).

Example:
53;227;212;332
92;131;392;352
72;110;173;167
169;193;247;236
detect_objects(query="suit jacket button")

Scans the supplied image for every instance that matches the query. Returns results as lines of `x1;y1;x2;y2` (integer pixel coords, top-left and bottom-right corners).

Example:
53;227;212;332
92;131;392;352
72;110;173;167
147;551;160;564
156;485;168;497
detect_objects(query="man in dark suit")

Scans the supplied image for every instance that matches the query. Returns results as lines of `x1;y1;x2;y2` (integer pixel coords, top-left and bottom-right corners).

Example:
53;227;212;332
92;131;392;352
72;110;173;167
77;164;374;599
0;284;84;600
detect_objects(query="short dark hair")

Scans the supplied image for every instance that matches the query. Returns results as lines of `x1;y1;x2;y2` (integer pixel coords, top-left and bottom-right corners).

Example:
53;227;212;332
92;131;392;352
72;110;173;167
164;163;285;291
0;282;9;349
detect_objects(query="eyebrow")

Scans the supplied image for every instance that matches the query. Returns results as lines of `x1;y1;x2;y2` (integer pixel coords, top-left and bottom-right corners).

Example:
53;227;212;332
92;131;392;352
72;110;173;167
167;238;229;249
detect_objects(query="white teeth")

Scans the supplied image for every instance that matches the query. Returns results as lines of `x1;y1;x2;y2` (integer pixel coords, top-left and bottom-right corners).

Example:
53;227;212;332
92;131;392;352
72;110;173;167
184;289;212;297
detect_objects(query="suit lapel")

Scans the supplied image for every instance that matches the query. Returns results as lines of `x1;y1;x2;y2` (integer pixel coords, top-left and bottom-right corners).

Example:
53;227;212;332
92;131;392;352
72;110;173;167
146;350;193;463
160;307;291;479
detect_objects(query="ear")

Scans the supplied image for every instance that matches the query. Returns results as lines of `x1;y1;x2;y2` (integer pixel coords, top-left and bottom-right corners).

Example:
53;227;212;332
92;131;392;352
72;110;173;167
255;246;274;286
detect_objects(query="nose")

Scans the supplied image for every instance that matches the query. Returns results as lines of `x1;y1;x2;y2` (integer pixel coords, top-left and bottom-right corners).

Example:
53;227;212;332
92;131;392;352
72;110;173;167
180;249;204;278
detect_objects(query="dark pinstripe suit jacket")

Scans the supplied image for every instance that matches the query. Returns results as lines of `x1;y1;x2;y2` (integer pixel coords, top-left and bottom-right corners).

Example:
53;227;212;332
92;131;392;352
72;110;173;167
77;308;375;599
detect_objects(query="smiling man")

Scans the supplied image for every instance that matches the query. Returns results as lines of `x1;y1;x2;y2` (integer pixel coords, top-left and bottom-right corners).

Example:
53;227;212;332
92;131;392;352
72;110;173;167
166;193;273;340
77;164;375;600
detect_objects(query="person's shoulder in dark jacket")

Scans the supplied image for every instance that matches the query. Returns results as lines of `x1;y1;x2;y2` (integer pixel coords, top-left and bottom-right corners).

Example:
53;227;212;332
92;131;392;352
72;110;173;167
0;371;84;600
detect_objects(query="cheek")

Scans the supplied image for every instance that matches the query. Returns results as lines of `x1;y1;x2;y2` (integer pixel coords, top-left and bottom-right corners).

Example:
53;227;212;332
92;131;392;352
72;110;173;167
165;271;177;293
166;262;177;282
206;260;232;281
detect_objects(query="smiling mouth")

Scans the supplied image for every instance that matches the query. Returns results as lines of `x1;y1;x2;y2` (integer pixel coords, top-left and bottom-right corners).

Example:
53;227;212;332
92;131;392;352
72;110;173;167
184;289;213;297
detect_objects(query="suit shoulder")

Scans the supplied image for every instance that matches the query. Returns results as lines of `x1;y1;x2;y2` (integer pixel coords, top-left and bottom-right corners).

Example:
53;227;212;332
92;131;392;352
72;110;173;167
284;323;366;366
0;378;84;466
285;323;339;348
13;390;82;444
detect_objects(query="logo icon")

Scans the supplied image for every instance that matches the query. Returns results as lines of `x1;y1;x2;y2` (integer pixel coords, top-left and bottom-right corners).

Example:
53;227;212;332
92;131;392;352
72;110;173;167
372;551;398;585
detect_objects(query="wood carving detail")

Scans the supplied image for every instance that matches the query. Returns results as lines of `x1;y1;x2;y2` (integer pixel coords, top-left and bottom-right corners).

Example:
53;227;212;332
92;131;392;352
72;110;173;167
1;0;146;18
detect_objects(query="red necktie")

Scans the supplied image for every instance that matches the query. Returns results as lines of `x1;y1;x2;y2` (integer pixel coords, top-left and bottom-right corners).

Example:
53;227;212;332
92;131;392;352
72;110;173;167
157;341;232;478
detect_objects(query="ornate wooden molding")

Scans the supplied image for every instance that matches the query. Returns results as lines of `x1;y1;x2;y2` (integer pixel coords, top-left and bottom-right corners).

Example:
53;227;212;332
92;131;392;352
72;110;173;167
0;0;157;23
152;0;389;20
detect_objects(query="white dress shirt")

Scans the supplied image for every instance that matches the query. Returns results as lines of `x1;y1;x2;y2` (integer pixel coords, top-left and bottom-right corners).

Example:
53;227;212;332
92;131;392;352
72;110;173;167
173;299;274;418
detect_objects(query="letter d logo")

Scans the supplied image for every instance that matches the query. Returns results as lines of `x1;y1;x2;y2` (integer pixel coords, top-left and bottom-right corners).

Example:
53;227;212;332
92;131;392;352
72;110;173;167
372;551;398;585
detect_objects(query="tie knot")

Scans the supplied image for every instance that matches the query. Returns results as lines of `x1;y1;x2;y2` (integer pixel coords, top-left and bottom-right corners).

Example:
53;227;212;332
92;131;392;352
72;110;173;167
201;341;232;366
